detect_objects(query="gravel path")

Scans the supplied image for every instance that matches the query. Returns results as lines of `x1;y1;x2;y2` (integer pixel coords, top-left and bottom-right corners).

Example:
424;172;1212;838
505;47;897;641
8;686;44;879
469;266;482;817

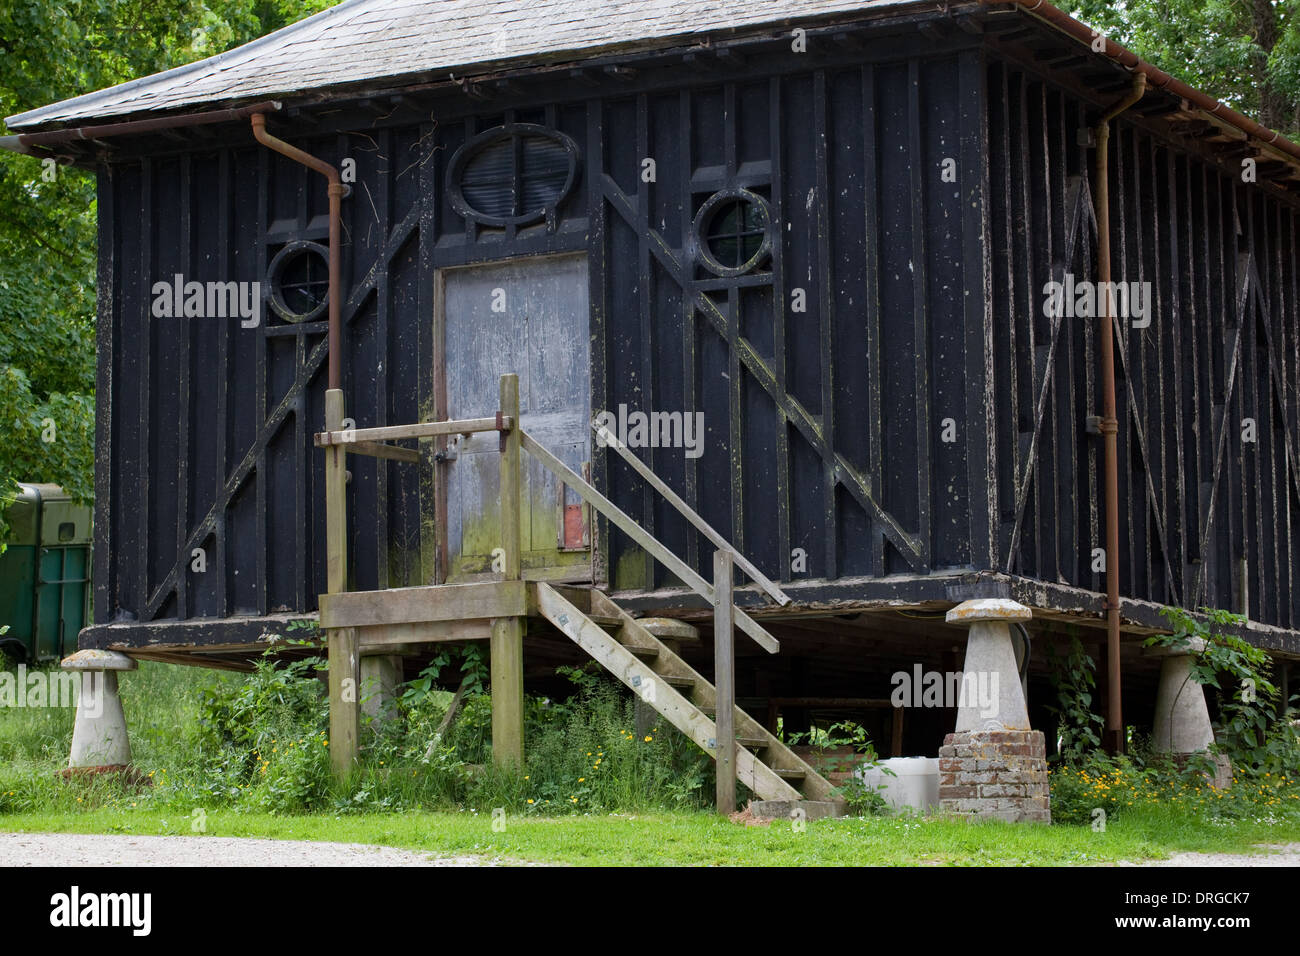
1125;843;1300;867
0;832;520;867
5;831;1297;866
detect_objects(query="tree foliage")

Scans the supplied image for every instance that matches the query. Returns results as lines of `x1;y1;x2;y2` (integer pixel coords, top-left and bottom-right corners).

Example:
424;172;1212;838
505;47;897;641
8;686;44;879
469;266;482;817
0;0;332;521
1073;0;1300;135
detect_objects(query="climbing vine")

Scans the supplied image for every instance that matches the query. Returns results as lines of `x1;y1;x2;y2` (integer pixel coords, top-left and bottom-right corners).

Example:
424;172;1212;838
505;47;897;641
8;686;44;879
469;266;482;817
1150;606;1297;775
1044;632;1104;765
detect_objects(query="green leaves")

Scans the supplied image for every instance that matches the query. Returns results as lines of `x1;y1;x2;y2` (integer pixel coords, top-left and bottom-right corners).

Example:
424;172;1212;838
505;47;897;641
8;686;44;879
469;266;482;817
1073;0;1300;136
1152;605;1297;776
1045;633;1105;764
0;1;334;511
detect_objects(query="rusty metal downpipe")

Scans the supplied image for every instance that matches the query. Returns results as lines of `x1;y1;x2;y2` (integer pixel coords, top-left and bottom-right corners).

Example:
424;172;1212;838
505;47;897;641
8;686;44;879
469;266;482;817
250;112;346;390
1094;72;1147;755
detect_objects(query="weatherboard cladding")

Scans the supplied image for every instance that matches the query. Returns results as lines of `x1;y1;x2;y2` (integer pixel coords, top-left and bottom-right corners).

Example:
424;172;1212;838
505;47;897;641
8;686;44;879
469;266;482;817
57;8;1300;654
6;0;919;128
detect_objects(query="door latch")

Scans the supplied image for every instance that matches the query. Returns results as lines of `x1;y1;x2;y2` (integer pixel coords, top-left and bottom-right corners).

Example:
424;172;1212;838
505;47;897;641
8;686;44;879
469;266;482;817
435;436;459;463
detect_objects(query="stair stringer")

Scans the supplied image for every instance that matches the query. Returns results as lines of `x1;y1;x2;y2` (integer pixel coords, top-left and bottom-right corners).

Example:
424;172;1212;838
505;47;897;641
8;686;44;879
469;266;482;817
589;590;841;804
534;582;803;802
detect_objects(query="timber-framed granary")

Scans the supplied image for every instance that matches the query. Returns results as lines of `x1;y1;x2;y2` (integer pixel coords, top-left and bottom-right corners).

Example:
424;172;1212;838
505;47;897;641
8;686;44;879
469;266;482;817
7;0;1300;818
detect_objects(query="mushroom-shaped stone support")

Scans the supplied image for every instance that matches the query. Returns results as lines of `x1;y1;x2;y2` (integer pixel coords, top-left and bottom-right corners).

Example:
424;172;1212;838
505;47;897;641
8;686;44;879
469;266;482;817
1144;638;1231;787
61;649;136;771
945;599;1033;732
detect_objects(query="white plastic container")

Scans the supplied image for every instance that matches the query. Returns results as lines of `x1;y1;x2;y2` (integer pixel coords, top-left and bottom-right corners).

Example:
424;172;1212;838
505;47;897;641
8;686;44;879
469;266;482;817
857;757;940;813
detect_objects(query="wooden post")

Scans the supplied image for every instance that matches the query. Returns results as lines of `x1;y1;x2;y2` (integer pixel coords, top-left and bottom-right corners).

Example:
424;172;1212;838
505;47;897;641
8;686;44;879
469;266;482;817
491;373;525;768
713;549;735;814
325;388;359;778
890;705;905;758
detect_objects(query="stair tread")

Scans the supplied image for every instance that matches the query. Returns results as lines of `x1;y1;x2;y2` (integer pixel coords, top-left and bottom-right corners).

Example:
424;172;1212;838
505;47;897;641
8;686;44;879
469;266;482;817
619;642;659;658
539;584;839;806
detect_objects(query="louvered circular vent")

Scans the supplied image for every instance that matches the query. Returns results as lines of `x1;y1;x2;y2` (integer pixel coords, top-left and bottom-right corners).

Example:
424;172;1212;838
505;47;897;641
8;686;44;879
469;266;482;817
448;123;579;230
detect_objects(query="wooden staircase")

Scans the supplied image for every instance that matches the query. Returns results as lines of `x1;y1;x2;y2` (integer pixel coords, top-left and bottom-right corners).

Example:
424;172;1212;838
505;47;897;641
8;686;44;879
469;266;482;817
316;373;845;817
536;583;843;815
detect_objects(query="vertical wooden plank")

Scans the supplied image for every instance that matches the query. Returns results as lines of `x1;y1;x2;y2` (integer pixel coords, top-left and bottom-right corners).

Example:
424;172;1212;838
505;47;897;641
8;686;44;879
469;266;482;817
1204;163;1222;602
1014;73;1038;576
723;83;745;571
491;373;525;767
1219;175;1239;610
679;89;700;575
1166;148;1187;600
636;92;656;588
813;69;837;579
769;76;792;581
325;388;357;778
418;119;440;587
254;145;270;616
215;150;231;616
1185;154;1206;599
176;154;191;620
587;97;610;587
907;59;931;571
890;705;904;758
375;127;392;591
862;64;886;575
1038;83;1059;583
726;285;745;565
1120;126;1140;598
713;549;736;814
432;269;449;585
137;159;152;619
999;65;1019;570
1052;91;1076;584
92;166;116;625
463;116;478;246
1146;134;1170;603
958;51;994;572
1277;204;1293;626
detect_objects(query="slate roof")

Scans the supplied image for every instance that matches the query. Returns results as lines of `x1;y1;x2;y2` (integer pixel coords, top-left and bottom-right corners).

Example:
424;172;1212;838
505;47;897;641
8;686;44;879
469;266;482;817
6;0;920;129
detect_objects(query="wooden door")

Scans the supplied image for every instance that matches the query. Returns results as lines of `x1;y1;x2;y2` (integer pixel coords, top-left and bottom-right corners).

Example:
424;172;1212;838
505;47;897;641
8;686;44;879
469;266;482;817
439;254;591;582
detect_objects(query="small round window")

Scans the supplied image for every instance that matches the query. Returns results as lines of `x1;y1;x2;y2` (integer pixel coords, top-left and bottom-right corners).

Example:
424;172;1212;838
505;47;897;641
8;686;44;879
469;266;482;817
448;123;579;230
695;189;772;277
268;241;330;323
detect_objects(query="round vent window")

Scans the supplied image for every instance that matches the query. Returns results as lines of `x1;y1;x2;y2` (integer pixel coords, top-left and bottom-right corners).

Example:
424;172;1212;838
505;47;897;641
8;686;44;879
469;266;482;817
267;241;330;323
448;123;579;230
694;189;772;277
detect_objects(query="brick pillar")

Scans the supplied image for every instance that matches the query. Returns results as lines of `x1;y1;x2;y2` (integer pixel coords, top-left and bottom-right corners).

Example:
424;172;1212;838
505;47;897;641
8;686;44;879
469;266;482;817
937;599;1050;823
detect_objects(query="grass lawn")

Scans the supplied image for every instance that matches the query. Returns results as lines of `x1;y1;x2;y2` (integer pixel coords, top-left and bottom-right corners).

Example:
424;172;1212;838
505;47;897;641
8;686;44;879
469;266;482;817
2;805;1298;866
3;659;1298;866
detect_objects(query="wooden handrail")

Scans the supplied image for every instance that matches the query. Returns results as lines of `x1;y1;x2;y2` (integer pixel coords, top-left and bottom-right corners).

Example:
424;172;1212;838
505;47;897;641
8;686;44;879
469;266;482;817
316;415;513;447
311;381;782;656
593;421;791;607
520;428;780;654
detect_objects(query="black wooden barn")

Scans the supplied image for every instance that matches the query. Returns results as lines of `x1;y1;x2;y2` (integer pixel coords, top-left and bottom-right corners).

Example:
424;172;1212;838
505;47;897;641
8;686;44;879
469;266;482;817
7;0;1300;782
